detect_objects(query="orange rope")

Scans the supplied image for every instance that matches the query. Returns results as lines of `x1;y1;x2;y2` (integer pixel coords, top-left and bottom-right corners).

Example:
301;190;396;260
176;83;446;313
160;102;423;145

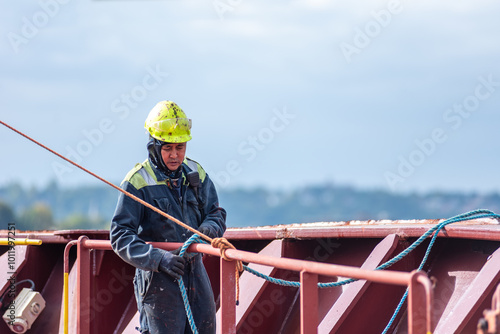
212;238;244;272
0;120;211;243
1;119;242;304
212;238;244;304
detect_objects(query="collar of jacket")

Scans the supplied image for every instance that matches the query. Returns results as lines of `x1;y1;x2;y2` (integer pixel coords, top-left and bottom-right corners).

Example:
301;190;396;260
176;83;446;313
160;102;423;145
146;159;184;188
134;158;205;189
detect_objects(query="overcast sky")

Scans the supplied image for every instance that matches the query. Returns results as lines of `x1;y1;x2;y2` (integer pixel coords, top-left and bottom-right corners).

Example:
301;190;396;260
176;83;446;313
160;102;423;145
0;0;499;194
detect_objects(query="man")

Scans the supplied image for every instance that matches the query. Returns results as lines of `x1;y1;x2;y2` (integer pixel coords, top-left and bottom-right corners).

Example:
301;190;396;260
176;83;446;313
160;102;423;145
110;100;227;334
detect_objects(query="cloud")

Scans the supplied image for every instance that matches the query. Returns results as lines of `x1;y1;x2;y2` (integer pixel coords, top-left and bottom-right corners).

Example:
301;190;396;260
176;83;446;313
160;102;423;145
1;0;499;193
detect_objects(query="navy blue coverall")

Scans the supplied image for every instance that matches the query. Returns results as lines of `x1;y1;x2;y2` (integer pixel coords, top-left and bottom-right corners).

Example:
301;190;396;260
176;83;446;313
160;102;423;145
110;158;226;334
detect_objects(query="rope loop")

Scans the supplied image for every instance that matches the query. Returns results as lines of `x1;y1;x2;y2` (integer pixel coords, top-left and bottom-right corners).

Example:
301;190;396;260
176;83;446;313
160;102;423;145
211;237;244;273
211;237;244;306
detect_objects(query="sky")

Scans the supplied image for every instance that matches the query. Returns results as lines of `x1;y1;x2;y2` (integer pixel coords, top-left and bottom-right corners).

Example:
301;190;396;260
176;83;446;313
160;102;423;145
0;0;499;194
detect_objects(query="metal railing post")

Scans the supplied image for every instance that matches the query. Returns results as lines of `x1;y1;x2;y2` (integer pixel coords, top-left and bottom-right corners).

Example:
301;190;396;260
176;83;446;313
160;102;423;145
76;236;91;334
300;271;318;334
66;239;435;334
63;240;77;334
220;257;237;334
408;270;433;334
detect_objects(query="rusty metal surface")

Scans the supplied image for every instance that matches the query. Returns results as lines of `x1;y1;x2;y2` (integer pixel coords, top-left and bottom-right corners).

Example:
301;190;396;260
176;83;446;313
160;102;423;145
0;243;67;333
0;246;29;301
318;234;400;333
477;284;500;334
33;258;64;332
235;240;302;334
206;244;413;286
434;244;500;333
322;238;423;334
234;240;282;330
1;217;499;244
224;218;500;241
114;297;139;334
73;236;431;333
0;246;30;333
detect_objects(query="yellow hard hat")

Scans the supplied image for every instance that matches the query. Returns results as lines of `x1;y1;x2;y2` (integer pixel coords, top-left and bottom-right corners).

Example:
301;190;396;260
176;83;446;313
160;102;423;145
144;101;192;143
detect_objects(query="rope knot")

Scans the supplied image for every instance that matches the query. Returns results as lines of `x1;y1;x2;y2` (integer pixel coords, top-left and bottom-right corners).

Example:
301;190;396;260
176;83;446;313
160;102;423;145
211;237;243;273
211;237;243;305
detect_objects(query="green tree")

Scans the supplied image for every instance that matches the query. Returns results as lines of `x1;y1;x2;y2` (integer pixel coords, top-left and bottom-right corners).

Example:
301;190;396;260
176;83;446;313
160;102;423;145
18;203;54;231
58;214;108;230
0;201;16;228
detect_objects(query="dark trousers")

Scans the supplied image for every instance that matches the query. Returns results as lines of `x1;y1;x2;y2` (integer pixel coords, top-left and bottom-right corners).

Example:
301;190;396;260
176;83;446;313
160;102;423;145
134;256;216;334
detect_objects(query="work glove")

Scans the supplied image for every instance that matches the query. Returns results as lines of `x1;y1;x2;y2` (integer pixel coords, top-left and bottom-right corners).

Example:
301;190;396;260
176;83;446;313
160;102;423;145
198;224;218;238
159;251;186;280
171;246;183;256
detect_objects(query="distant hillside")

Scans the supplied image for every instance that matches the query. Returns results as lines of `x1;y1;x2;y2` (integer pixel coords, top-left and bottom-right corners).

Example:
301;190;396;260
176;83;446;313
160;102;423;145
220;186;500;227
1;181;499;230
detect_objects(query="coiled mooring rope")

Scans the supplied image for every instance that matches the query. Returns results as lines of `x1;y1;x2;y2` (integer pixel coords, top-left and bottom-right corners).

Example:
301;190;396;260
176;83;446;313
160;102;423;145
381;209;500;333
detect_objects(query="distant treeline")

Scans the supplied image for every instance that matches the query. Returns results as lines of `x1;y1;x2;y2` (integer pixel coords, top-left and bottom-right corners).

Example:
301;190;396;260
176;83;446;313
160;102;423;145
1;181;499;230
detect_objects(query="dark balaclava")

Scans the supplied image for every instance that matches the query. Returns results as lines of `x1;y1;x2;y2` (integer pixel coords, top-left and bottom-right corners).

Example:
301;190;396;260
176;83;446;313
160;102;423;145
147;136;182;179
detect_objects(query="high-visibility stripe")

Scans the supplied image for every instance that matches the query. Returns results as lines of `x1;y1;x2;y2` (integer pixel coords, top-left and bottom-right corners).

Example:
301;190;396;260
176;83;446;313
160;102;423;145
186;159;198;173
185;158;206;183
138;168;157;186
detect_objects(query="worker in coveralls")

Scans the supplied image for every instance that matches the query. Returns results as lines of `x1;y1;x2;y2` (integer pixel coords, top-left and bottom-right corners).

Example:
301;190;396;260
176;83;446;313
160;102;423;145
110;100;227;334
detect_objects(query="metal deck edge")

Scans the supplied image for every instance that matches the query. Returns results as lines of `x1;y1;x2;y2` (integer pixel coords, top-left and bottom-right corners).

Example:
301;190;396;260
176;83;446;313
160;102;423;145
1;218;499;242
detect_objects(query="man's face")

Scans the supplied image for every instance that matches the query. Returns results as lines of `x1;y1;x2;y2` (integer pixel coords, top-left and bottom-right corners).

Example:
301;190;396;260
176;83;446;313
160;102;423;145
161;142;186;171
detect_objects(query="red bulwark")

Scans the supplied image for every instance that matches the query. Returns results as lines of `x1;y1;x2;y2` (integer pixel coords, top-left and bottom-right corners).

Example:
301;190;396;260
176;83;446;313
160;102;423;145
1;217;500;334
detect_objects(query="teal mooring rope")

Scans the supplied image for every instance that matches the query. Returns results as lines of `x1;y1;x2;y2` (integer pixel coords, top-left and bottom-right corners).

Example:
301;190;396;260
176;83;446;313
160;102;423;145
381;209;499;333
177;237;202;334
178;209;500;334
